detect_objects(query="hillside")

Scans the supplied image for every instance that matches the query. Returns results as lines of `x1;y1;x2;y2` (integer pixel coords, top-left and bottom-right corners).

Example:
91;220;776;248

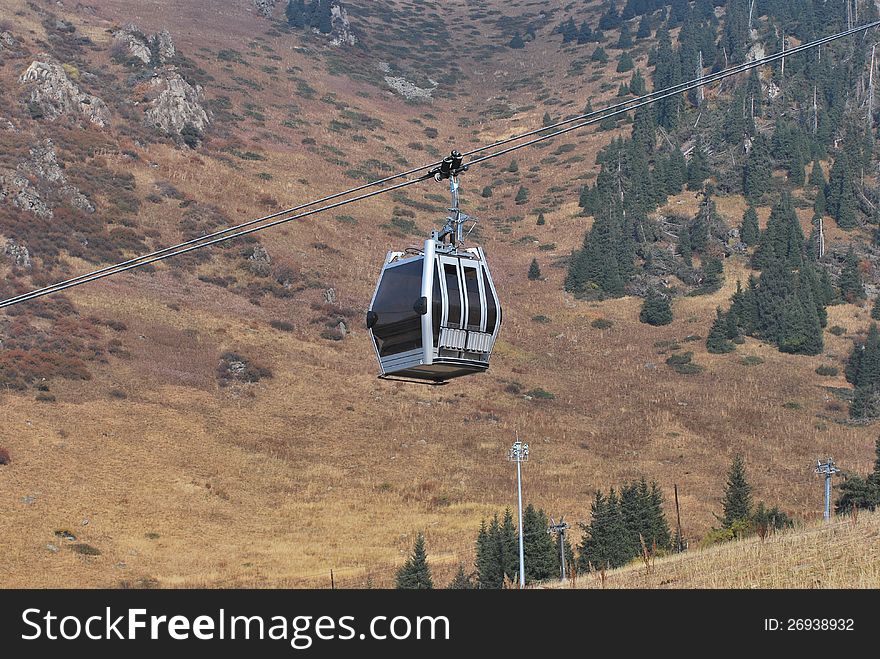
549;509;880;589
1;0;879;589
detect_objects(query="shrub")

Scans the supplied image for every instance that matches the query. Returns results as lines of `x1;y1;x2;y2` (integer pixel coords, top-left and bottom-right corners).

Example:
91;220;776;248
829;326;847;336
665;352;704;374
740;356;764;366
217;352;272;385
591;318;613;329
109;388;128;399
270;320;295;332
816;365;839;376
35;393;57;403
70;543;101;556
640;292;673;326
532;315;551;323
526;388;555;400
0;447;10;465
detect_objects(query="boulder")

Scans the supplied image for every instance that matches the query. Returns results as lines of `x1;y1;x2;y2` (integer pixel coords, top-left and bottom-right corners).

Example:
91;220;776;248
0;170;52;218
329;4;357;46
253;0;277;17
144;71;210;135
19;58;110;127
4;239;32;269
247;244;271;277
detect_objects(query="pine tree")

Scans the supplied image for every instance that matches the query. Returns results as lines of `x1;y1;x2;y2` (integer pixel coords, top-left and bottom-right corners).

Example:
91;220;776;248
528;258;541;281
809;159;826;189
396;533;433;589
509;33;525;49
616;23;633;49
447;564;474;589
515;186;529;205
286;0;305;28
722;455;753;531
592;46;609;63
577;21;593;45
687;137;710;190
616;51;634;73
839;247;865;303
707;308;736;353
629;68;646;96
560;18;577;44
871;297;880;320
536;212;545;226
752;194;805;270
499;508;518;583
636;14;652;39
639;290;673;326
739;206;760;246
522;504;558;583
743;135;773;201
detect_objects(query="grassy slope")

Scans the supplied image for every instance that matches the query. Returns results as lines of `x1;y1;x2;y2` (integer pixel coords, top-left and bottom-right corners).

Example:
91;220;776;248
0;0;878;588
549;510;880;589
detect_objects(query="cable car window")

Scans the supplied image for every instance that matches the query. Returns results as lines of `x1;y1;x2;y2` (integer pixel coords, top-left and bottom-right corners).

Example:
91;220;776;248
432;260;442;345
483;268;497;334
371;259;423;357
463;266;481;331
444;263;461;327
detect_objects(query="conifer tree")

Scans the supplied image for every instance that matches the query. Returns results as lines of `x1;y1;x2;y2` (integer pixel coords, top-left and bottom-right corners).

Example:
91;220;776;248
522;504;558;583
839;247;865;303
686;137;710;190
636;14;651;39
740;205;760;246
616;51;635;72
447;564;474;589
509;33;525;49
722;455;753;531
515;186;529;205
871;297;880;321
592;46;609;63
577;21;593;45
396;533;433;589
629;68;646;96
752;195;805;270
707;308;736;353
536;212;545;226
743;134;773;201
639;290;673;326
499;508;518;583
616;23;633;49
528;258;542;281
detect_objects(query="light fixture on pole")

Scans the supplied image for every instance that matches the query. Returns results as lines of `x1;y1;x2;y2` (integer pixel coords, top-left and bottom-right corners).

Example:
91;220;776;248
508;438;529;589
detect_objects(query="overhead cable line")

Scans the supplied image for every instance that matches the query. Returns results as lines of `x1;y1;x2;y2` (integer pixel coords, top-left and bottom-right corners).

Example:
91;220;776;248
2;20;878;309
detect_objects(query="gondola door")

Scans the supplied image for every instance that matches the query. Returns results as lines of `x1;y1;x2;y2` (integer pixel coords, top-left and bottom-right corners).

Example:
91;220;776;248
437;255;468;352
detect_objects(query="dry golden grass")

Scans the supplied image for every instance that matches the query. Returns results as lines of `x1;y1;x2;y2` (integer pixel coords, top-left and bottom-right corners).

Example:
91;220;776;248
549;510;880;589
1;0;879;590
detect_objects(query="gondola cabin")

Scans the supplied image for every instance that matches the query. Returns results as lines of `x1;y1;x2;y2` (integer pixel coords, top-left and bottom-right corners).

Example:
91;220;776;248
366;237;501;383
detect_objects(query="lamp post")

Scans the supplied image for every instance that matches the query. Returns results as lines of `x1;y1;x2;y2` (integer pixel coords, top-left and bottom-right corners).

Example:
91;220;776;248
508;439;529;589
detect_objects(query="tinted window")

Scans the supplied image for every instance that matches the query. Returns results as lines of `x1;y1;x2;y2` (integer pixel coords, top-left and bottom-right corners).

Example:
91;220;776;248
371;259;423;357
432;261;442;345
444;263;461;327
463;266;481;331
483;268;498;334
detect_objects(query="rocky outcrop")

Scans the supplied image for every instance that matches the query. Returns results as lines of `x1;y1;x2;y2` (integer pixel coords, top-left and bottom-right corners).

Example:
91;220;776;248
155;30;175;61
3;239;32;269
253;0;277;17
0;171;52;218
0;139;94;219
23;140;94;213
19;58;110;127
1;31;16;48
112;25;176;65
329;4;357;46
144;71;210;136
247;244;271;277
